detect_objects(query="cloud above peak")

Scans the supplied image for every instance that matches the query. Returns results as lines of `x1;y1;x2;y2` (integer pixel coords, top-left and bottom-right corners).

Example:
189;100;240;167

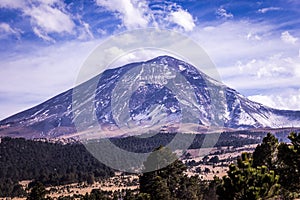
0;23;21;39
1;0;300;118
0;0;80;42
0;0;26;9
216;7;233;19
169;8;195;31
25;3;75;39
281;31;298;44
249;89;300;111
258;7;281;14
95;0;151;29
95;0;196;31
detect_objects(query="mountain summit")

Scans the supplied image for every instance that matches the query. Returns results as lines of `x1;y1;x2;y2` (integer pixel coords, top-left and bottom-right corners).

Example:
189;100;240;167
1;56;300;139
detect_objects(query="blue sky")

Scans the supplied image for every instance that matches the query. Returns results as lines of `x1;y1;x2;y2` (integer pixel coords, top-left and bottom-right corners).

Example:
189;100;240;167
0;0;300;120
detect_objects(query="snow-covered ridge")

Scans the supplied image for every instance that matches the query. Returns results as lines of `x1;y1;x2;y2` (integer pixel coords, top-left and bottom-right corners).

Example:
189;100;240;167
0;55;300;139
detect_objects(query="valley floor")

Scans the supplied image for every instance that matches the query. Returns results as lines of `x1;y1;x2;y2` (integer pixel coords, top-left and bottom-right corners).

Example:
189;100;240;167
0;144;257;200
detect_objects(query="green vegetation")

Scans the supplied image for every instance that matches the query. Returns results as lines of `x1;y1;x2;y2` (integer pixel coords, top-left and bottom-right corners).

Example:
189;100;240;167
0;131;300;199
252;133;279;169
216;153;280;199
27;182;51;200
217;132;300;199
277;132;300;198
0;137;114;197
110;131;264;153
140;146;208;200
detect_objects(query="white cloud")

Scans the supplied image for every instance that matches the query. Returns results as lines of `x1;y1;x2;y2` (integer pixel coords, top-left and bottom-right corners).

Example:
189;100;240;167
0;40;101;119
32;27;55;42
0;38;183;120
24;4;75;34
258;7;281;14
189;21;300;110
0;0;25;9
0;23;14;33
37;0;62;5
0;23;21;39
218;54;300;90
192;21;281;67
251;54;294;78
246;32;261;41
95;0;196;32
281;31;298;44
248;89;300;111
169;8;195;31
95;0;150;29
77;18;95;40
248;95;278;108
216;7;233;19
1;3;300;117
0;0;75;41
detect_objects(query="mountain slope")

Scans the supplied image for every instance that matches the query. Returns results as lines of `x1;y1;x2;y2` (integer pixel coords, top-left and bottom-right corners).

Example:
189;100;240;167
1;56;300;139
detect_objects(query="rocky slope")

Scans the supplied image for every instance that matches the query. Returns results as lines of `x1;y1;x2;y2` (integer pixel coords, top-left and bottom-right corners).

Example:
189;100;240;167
1;56;299;139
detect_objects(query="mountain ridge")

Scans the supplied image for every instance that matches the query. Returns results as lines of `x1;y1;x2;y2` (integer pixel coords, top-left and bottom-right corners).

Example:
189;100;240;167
1;55;300;139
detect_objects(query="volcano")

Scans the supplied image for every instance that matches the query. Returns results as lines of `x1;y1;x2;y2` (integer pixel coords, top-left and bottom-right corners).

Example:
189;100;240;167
1;56;300;139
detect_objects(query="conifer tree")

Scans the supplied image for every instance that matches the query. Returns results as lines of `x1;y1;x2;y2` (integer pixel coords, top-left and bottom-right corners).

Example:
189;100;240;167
217;153;280;200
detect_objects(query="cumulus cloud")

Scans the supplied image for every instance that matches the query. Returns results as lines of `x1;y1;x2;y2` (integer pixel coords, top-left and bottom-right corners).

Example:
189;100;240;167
0;0;25;9
258;7;281;13
250;54;295;78
248;89;300;111
0;0;75;41
95;0;151;29
0;38;182;120
216;7;233;19
95;0;196;31
0;23;21;39
1;0;197;40
190;21;300;110
169;8;195;31
281;31;298;44
219;54;300;90
192;21;279;67
246;32;261;41
1;1;300;117
24;4;75;34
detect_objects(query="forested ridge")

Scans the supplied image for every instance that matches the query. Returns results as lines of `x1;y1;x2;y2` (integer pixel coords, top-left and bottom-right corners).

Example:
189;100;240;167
110;131;265;153
32;132;300;200
0;131;263;198
1;131;299;199
87;132;300;200
0;137;114;197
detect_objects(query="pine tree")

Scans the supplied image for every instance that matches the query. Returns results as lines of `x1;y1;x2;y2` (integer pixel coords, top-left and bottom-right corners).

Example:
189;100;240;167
27;182;51;200
140;146;206;200
252;133;278;169
217;153;280;200
140;146;186;195
277;132;300;196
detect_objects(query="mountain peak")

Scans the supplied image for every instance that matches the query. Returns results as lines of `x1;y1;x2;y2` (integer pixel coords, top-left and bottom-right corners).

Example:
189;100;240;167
147;55;176;61
1;56;300;139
